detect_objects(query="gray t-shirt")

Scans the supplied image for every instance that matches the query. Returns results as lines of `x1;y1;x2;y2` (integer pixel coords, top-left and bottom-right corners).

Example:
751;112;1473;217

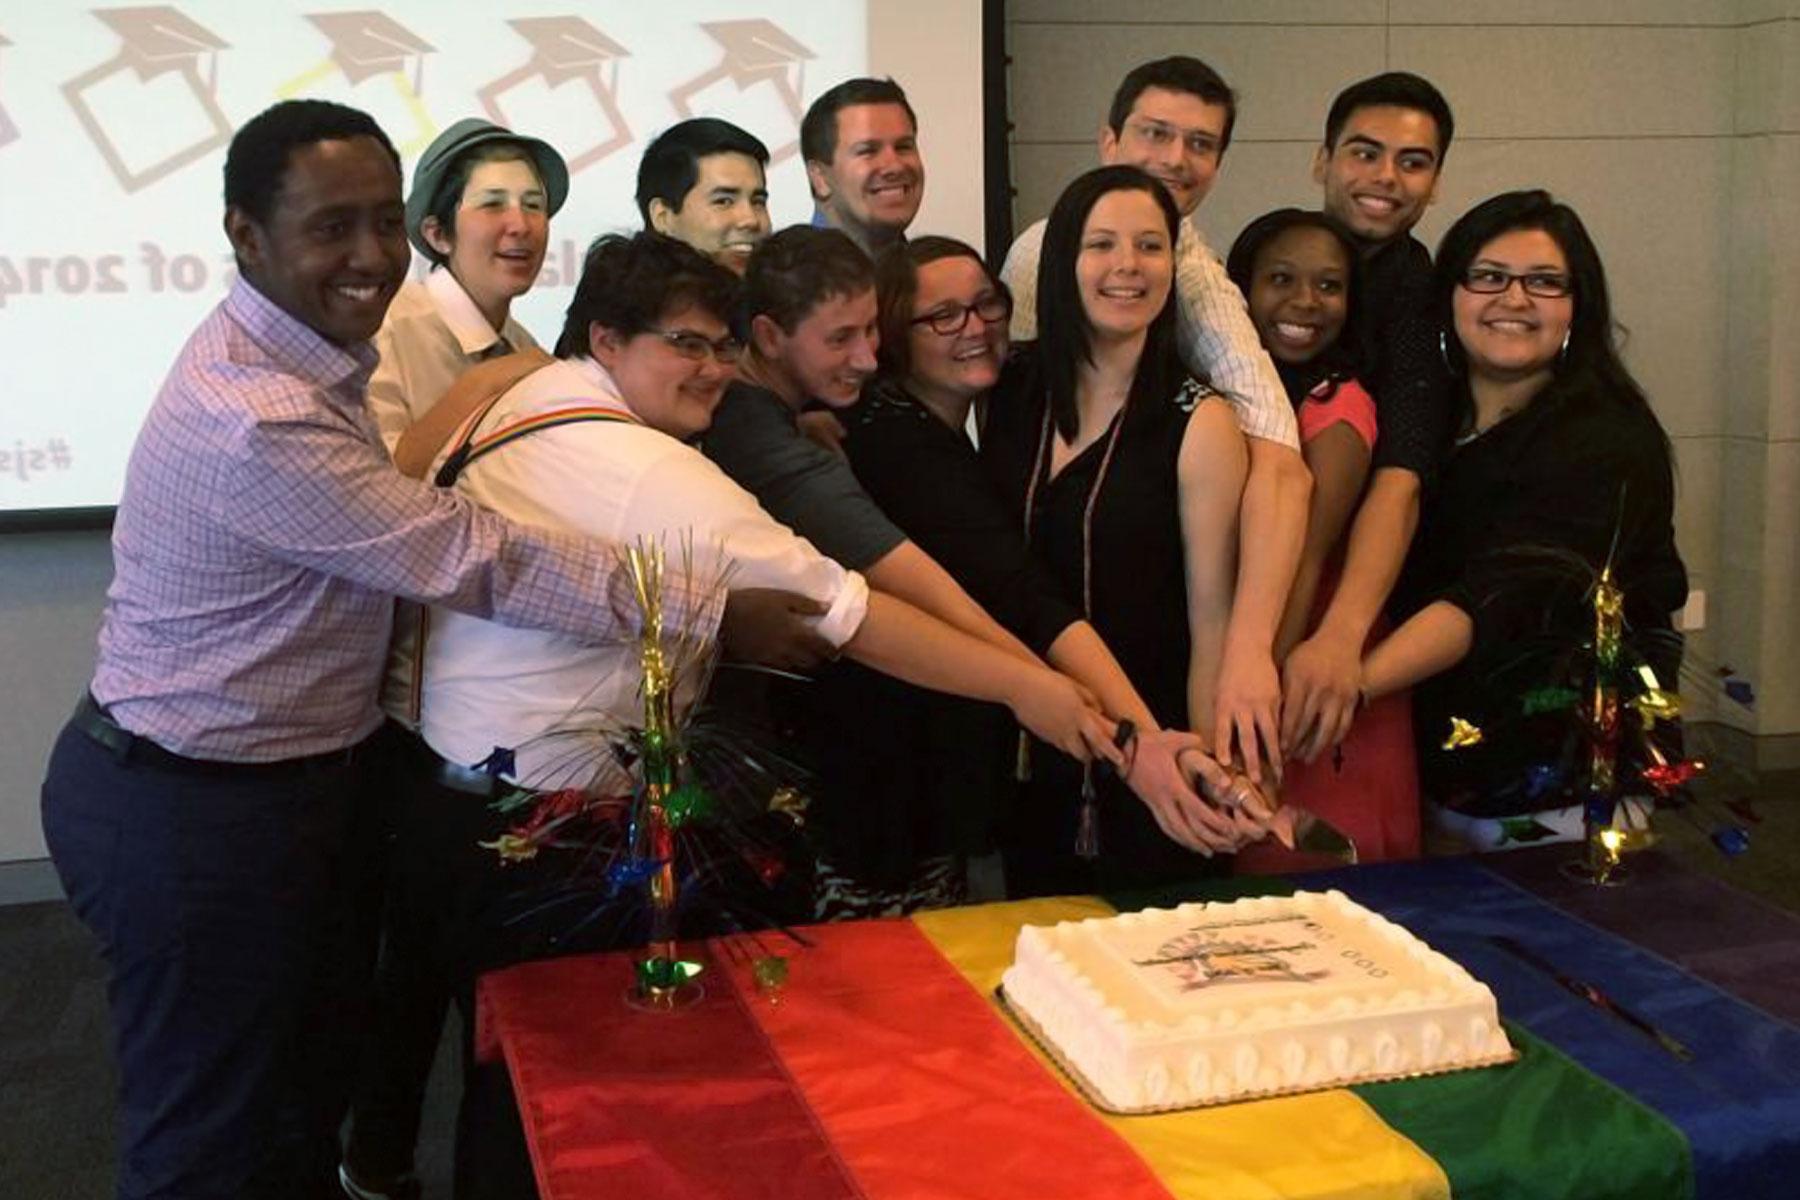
702;382;906;572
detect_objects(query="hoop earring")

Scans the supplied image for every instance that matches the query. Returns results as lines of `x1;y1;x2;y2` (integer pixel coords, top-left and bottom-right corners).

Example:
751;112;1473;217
1438;330;1455;374
1558;328;1572;367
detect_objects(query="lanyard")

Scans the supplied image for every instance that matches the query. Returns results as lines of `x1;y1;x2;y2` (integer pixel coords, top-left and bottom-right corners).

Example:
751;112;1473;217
1019;395;1128;858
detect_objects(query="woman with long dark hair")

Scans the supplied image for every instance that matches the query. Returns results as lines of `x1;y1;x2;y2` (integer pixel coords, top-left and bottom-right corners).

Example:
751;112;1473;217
982;165;1255;896
1366;189;1686;814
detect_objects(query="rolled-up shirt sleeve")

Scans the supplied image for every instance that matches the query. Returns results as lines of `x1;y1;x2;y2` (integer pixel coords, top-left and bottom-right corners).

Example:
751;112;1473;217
1172;226;1300;450
623;446;870;650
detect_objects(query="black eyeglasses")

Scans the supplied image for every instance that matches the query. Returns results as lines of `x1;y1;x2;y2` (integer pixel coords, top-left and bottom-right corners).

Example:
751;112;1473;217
909;292;1012;336
648;327;744;364
1460;267;1574;299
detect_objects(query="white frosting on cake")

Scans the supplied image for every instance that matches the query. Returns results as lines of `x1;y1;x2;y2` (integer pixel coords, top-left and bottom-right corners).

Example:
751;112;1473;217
1000;890;1514;1109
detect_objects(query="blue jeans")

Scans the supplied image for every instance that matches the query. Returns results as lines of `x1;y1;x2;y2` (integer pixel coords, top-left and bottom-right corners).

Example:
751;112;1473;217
41;718;395;1200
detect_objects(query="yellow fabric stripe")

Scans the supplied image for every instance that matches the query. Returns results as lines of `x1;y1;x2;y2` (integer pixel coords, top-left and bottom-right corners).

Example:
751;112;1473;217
912;900;1453;1200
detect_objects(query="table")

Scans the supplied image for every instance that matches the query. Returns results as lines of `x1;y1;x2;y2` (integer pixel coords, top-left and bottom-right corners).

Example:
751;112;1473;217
475;850;1800;1199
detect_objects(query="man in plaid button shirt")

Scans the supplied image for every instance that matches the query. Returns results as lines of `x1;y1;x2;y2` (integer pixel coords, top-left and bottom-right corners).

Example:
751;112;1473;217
39;100;810;1200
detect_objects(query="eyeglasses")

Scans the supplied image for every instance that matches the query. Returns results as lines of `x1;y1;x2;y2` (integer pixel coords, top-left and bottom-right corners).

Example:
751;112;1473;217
648;327;744;364
908;292;1012;336
1459;267;1574;299
1125;118;1222;159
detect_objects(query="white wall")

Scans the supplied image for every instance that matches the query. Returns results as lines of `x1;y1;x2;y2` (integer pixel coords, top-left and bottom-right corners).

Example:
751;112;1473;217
0;532;111;861
1006;0;1799;739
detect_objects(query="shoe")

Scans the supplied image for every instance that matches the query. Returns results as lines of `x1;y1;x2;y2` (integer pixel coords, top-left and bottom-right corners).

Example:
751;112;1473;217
338;1162;423;1200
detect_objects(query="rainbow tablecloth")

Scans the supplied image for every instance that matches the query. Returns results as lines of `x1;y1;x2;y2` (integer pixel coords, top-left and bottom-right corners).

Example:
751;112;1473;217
475;857;1800;1200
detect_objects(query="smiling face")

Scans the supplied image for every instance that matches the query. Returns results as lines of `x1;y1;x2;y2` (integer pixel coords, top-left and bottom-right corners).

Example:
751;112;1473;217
907;255;1009;402
1314;104;1443;243
807;103;924;248
227;135;409;345
757;286;880;409
652;151;771;275
592;302;736;440
1452;228;1574;382
1076;187;1174;344
1099;85;1229;218
425;157;549;325
1246;224;1351;365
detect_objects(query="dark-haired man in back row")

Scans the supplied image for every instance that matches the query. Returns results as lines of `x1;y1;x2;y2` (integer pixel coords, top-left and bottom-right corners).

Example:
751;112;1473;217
637;116;773;275
1280;72;1458;765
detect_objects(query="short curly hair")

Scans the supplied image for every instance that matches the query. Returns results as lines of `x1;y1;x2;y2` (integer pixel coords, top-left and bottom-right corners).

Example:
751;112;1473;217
224;100;398;225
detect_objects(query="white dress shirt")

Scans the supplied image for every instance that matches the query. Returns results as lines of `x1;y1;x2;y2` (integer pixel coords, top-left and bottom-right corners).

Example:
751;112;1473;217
415;356;870;789
366;267;540;453
1001;215;1298;450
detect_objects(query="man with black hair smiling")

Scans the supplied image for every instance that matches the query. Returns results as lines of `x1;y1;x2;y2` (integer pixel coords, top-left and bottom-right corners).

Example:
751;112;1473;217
637;116;773;275
34;100;784;1200
1279;72;1459;766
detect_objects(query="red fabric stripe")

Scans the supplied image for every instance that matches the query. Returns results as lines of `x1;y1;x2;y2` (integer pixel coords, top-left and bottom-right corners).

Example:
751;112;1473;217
715;919;1178;1200
475;952;863;1200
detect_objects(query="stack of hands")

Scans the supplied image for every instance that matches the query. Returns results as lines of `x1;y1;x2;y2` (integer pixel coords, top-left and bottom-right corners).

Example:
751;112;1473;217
719;589;1301;859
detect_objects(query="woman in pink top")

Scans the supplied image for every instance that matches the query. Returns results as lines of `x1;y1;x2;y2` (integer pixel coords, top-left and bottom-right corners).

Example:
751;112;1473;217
1228;208;1420;866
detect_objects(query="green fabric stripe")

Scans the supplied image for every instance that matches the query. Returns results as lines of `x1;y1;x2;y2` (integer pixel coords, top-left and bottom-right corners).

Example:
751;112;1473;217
1355;1022;1691;1200
1103;878;1692;1200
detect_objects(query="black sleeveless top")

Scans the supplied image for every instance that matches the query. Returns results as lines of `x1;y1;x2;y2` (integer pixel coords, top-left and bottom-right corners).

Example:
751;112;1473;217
981;342;1221;894
981;343;1211;734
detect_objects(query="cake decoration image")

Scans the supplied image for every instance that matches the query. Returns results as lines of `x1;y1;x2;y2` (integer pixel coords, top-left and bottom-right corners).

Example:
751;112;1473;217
1140;929;1331;991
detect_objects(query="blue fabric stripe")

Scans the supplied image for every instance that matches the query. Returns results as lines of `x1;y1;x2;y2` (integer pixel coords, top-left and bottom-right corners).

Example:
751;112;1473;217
1305;859;1800;1200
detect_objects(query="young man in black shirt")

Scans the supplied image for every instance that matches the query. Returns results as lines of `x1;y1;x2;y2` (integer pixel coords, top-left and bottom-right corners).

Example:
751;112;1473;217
1280;72;1456;762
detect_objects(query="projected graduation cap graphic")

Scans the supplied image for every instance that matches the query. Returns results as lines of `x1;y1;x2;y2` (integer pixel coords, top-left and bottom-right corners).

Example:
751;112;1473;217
477;16;632;173
670;20;815;165
0;30;16;148
279;10;436;155
61;6;233;193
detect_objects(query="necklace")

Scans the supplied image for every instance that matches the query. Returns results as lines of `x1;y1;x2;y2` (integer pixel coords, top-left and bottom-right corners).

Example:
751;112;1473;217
1020;395;1128;859
1454;403;1520;447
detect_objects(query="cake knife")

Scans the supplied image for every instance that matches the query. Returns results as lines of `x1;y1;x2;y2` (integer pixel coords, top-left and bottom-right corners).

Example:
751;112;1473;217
1217;774;1359;864
1489;936;1693;1061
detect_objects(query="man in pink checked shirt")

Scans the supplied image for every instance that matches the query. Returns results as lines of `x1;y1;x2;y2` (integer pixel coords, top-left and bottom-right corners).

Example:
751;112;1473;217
39;100;821;1200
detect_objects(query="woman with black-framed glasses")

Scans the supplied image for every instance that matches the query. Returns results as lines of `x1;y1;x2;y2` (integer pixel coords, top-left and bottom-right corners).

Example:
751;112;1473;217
1367;190;1686;823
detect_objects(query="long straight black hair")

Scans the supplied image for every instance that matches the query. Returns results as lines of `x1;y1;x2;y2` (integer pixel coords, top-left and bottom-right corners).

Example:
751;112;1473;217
1035;165;1183;440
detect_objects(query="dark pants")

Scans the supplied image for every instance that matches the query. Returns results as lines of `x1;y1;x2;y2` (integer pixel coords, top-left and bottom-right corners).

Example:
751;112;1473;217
41;716;397;1200
344;736;563;1199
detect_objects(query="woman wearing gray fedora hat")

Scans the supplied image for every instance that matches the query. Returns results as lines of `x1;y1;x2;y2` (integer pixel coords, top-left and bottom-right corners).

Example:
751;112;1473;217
343;117;569;1200
364;117;569;451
